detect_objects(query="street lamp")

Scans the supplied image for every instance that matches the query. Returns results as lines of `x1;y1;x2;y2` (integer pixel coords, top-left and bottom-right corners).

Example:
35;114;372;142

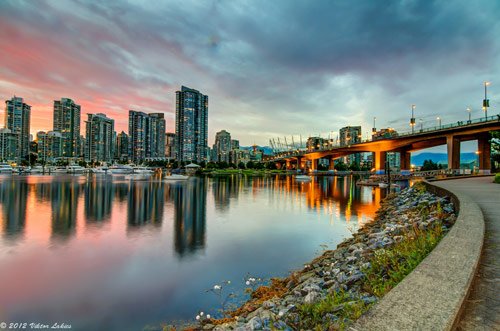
467;107;471;123
372;117;376;135
483;81;490;120
437;116;441;128
419;118;423;132
410;104;416;134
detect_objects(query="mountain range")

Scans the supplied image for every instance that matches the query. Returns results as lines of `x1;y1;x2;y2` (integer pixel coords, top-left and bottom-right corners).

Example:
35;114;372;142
410;152;478;166
240;147;479;166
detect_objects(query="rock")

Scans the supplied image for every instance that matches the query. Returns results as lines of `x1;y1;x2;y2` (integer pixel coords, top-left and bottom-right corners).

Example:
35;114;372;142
304;291;321;304
272;320;292;330
345;272;365;286
246;316;262;330
262;300;275;309
246;307;264;320
301;283;321;295
298;271;315;283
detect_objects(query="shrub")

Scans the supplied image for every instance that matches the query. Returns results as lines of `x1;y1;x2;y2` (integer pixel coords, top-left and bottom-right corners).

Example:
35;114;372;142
494;173;500;184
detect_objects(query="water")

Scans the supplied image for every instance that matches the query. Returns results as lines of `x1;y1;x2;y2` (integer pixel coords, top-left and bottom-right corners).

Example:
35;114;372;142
0;174;382;330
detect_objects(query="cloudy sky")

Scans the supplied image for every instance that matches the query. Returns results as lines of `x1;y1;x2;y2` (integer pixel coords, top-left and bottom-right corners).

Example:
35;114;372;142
1;0;499;148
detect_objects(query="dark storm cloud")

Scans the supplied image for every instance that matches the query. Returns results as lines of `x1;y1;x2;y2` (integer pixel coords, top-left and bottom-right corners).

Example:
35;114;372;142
1;0;499;143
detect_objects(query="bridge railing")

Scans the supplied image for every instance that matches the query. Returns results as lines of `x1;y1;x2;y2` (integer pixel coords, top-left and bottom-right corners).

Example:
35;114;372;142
268;114;500;160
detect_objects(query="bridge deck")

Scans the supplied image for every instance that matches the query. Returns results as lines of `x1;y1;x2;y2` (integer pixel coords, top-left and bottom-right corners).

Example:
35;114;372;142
434;177;500;330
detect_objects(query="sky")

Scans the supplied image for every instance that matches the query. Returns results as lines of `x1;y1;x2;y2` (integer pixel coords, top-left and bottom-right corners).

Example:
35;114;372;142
1;0;499;149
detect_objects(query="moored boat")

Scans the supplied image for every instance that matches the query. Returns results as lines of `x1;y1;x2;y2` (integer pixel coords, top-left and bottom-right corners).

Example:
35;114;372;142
164;174;189;181
109;165;134;175
295;175;311;181
0;163;13;174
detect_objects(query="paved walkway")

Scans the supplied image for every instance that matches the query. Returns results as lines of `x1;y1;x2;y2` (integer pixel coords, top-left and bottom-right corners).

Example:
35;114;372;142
435;177;500;331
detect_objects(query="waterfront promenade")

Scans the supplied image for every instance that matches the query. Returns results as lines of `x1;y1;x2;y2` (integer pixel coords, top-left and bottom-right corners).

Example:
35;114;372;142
435;177;500;330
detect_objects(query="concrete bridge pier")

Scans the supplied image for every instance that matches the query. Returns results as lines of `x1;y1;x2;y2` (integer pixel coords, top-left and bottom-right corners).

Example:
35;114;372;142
373;151;386;173
296;156;304;172
478;133;491;174
327;156;335;171
447;135;460;170
310;158;319;172
399;148;411;171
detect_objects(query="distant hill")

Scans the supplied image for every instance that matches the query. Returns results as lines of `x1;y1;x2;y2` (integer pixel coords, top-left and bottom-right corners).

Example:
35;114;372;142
411;152;478;166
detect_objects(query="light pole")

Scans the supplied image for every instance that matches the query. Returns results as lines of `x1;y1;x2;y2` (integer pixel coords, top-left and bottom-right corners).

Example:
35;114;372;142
372;117;376;134
419;118;423;132
437;116;441;128
467;107;471;123
483;81;490;120
410;104;416;134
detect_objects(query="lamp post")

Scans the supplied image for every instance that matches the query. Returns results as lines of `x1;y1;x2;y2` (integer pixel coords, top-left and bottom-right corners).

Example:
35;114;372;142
419;118;423;132
467;107;471;123
437;116;441;128
483;81;490;120
372;117;376;135
410;104;416;134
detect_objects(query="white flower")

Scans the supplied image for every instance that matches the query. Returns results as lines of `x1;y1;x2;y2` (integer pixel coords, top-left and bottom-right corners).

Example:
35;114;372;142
278;311;284;317
213;285;221;290
196;315;200;320
200;312;204;316
227;281;231;284
246;281;250;286
206;314;211;319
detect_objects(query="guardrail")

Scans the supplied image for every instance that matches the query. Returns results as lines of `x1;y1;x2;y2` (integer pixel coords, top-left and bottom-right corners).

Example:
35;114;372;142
268;114;500;159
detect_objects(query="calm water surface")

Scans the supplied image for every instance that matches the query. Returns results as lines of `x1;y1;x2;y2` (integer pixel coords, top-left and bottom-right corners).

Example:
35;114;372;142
0;175;383;330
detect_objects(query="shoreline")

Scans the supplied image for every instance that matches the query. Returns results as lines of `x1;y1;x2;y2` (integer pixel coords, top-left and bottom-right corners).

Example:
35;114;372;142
172;182;456;330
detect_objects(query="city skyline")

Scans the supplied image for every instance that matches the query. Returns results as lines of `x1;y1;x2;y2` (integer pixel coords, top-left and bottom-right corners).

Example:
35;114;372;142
1;1;499;147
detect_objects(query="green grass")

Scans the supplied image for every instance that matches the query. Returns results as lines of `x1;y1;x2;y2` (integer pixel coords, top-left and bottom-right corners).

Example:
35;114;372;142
494;173;500;184
363;224;444;297
295;223;445;330
297;290;371;330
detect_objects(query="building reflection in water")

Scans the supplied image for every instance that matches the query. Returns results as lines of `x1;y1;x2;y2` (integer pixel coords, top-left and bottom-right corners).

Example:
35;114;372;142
250;175;383;227
212;176;240;212
51;179;81;242
0;179;28;241
84;179;114;223
173;178;207;257
127;180;165;228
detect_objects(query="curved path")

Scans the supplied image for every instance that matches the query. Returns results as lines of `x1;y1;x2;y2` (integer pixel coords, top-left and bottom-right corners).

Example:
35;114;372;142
434;177;500;330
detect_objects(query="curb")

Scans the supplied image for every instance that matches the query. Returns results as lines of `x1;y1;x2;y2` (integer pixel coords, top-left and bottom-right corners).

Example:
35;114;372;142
350;181;484;331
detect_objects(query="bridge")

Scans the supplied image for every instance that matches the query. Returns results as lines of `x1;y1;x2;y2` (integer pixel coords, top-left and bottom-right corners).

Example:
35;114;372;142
265;115;500;174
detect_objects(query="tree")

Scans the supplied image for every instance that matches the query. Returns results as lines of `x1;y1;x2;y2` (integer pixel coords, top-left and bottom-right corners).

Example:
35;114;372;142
246;161;255;169
238;162;246;169
317;163;329;171
27;152;38;166
265;162;277;170
421;159;439;171
334;161;348;171
348;163;361;171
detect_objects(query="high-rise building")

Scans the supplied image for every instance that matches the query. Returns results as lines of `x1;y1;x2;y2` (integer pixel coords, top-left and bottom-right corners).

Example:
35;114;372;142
128;110;148;164
128;110;166;163
147;113;166;159
53;98;81;158
214;130;232;163
116;131;129;161
84;113;114;163
231;139;240;150
165;133;176;159
5;96;31;160
306;137;326;152
0;128;18;161
36;131;63;162
339;126;362;165
175;86;208;163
